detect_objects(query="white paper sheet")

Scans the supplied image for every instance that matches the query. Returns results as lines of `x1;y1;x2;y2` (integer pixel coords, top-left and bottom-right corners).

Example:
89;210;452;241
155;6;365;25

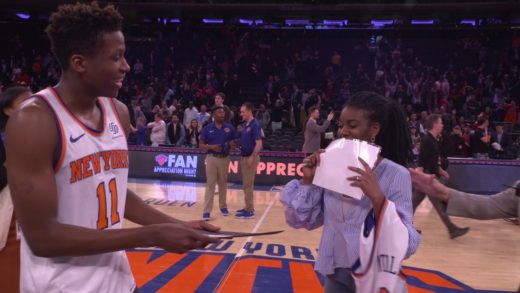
312;138;381;200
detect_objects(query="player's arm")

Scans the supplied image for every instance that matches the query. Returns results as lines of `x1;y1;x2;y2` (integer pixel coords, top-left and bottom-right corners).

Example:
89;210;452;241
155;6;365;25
113;100;219;231
7;101;217;257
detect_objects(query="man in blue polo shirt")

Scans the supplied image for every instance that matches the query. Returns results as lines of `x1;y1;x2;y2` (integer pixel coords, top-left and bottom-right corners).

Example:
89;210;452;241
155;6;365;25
236;102;263;219
199;106;237;221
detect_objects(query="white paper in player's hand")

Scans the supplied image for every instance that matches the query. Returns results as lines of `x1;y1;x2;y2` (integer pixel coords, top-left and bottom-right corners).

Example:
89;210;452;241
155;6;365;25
312;138;381;200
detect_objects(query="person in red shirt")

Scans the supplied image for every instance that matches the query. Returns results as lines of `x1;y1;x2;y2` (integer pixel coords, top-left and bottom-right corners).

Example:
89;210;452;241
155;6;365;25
504;101;518;124
14;69;31;86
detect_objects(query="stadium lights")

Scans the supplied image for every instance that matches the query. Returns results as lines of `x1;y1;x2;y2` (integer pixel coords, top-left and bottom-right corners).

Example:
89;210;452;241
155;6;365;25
239;19;254;25
146;17;178;24
323;20;348;26
460;19;476;26
15;13;30;20
371;20;394;27
285;19;310;26
411;20;434;25
238;19;263;25
202;18;224;24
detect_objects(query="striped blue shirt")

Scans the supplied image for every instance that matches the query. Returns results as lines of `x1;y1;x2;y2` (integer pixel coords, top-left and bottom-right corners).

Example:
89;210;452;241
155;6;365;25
281;158;421;276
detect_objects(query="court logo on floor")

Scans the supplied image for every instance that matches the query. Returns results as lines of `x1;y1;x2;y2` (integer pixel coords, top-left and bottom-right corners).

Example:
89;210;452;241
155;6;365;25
127;248;509;293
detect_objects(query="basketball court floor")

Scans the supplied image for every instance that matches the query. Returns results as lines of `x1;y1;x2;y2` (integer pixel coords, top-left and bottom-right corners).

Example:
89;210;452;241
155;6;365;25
125;178;520;292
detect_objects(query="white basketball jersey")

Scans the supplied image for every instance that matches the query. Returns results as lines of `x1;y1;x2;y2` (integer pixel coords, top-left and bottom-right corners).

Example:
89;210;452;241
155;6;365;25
352;199;409;293
19;88;135;293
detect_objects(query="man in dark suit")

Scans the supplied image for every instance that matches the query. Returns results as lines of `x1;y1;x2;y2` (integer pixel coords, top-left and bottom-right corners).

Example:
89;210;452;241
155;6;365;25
412;114;469;239
470;117;491;156
491;124;513;152
302;106;334;155
446;125;468;157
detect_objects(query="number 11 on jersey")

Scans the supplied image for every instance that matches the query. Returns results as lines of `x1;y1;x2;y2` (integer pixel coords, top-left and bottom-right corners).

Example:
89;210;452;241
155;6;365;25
96;178;120;230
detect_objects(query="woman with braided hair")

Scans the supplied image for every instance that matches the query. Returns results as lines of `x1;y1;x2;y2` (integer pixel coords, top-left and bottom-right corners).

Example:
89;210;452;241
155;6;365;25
282;91;420;292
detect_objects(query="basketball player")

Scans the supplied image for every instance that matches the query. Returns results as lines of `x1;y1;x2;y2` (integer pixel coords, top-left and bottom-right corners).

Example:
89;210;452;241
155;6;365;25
5;3;218;292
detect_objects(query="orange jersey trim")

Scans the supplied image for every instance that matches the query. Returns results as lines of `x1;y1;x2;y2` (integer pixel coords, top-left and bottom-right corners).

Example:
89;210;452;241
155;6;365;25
37;94;67;173
48;87;106;137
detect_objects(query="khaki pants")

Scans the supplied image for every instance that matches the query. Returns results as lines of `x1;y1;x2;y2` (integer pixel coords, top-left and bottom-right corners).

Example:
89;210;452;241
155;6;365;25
204;155;230;213
241;155;260;212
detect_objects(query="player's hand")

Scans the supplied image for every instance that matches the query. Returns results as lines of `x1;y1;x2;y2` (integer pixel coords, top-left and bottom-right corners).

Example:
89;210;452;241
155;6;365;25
153;223;219;254
185;220;221;232
302;149;325;184
212;145;223;152
327;112;334;121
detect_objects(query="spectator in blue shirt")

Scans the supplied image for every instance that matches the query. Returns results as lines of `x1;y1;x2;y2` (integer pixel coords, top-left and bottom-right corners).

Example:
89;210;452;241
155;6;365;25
134;116;147;146
197;104;211;127
236;103;263;219
199;106;237;221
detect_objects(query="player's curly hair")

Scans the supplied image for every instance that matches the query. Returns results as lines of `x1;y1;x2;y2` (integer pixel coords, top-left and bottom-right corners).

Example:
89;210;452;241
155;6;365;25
45;1;123;70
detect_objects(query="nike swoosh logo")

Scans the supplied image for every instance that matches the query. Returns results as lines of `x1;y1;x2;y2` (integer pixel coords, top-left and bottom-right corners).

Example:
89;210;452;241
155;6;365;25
70;133;86;143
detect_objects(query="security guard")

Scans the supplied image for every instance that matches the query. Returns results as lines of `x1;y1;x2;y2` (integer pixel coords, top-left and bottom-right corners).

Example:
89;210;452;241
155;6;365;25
200;106;237;221
236;102;263;219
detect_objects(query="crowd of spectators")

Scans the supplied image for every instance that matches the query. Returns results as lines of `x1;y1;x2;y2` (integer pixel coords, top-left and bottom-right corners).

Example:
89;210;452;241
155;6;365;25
0;24;519;158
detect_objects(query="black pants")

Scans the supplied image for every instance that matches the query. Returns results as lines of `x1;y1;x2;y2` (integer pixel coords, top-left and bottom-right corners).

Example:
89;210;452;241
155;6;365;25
324;268;355;293
412;177;460;233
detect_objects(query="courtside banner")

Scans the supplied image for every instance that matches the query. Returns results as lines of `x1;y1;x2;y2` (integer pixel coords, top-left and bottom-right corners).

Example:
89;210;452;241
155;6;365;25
128;146;306;185
128;146;520;193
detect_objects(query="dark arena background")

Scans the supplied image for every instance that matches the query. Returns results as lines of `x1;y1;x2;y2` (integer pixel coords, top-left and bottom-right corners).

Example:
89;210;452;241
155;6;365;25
0;0;519;292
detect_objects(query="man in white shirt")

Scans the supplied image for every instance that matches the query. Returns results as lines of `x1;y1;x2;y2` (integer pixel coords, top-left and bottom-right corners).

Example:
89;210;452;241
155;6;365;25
183;101;199;128
148;113;166;146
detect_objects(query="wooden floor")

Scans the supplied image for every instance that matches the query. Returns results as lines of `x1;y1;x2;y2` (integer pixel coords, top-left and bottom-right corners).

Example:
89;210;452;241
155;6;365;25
126;179;520;292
